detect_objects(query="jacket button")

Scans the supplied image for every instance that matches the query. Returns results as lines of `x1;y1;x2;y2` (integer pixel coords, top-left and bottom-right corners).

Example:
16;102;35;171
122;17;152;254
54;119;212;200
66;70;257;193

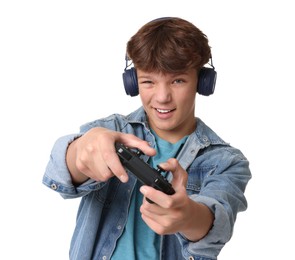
188;257;194;260
50;183;57;190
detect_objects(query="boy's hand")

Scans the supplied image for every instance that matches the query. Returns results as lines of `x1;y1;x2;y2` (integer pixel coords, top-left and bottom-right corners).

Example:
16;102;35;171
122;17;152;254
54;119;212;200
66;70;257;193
139;158;214;241
66;127;156;184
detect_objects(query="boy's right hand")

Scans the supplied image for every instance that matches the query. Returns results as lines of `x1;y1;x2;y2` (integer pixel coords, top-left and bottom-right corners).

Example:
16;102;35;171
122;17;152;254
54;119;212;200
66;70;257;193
66;127;156;185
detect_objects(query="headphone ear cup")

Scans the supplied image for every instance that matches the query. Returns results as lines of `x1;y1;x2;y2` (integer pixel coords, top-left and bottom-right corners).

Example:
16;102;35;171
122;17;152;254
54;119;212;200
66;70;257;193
122;67;139;96
197;67;217;96
122;66;217;96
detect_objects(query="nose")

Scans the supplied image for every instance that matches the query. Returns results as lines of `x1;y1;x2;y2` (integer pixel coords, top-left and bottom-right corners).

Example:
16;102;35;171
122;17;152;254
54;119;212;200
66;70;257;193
154;84;172;103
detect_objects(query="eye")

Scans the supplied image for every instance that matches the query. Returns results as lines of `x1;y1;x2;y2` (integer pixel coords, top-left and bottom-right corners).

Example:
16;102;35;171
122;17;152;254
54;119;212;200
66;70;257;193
172;78;185;84
139;80;153;86
139;80;154;89
142;80;153;84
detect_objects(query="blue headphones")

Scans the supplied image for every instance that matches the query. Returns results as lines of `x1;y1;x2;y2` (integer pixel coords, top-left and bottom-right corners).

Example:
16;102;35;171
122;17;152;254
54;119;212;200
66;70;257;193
122;60;216;97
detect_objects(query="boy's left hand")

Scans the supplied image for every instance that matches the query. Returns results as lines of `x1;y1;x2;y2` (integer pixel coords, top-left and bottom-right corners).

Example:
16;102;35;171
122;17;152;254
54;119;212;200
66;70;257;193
139;158;190;235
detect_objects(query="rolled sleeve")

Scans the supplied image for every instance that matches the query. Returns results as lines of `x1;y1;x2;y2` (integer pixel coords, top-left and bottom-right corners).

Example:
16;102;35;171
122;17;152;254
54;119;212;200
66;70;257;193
176;195;230;259
42;133;102;199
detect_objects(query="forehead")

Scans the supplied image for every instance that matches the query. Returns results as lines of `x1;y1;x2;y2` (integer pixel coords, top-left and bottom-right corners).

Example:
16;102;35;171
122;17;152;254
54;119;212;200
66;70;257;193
137;68;197;78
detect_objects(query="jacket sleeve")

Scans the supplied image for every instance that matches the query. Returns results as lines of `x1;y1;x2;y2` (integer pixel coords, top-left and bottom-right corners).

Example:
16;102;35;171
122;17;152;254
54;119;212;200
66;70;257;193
42;134;104;199
178;148;251;258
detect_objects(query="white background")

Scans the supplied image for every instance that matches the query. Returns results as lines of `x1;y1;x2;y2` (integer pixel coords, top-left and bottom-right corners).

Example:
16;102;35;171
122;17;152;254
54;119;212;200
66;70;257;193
1;1;294;259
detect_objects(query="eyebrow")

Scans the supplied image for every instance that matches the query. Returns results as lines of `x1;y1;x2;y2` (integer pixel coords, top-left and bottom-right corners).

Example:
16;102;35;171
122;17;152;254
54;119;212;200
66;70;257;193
137;72;189;79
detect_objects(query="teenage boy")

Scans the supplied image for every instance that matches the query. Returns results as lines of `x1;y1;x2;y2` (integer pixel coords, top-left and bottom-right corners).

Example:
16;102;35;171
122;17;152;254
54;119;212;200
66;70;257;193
43;17;251;260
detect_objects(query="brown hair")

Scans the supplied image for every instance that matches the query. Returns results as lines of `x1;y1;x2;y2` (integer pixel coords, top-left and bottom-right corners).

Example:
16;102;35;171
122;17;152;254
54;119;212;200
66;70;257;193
126;17;211;74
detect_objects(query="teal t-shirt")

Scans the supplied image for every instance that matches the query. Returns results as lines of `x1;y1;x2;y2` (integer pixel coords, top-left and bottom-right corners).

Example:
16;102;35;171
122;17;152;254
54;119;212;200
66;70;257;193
111;132;188;259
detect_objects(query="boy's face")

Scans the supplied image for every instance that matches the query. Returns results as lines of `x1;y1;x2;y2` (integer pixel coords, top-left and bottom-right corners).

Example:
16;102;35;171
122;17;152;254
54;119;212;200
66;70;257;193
137;68;198;143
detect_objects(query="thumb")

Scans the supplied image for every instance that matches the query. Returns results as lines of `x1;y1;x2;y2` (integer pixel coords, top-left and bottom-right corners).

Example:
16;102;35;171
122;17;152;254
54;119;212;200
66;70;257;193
159;158;188;191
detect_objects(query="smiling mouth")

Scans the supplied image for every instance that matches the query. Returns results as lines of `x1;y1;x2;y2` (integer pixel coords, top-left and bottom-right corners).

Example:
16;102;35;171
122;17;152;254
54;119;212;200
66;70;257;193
155;108;175;114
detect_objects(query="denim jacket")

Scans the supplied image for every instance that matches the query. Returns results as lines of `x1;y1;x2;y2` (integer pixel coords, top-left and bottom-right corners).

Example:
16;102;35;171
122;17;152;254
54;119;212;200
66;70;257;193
43;107;251;260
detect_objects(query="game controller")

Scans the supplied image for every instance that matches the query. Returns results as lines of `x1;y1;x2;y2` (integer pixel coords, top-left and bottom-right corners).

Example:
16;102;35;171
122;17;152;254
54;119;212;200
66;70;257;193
115;143;175;202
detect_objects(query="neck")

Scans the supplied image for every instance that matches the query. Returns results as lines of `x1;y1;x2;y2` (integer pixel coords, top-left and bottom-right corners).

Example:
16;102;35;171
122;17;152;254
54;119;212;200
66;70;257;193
149;119;196;143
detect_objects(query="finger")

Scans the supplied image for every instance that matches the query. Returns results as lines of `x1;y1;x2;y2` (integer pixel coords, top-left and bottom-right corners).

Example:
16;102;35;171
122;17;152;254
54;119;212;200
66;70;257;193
141;195;166;215
117;134;156;156
101;145;129;183
158;159;188;190
96;132;154;183
140;185;174;208
77;145;116;182
140;210;174;236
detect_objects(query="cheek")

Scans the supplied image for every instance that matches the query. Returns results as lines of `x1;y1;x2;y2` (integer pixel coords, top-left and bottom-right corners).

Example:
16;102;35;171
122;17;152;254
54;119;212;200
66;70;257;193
182;99;195;114
139;91;150;107
139;86;154;101
178;91;196;107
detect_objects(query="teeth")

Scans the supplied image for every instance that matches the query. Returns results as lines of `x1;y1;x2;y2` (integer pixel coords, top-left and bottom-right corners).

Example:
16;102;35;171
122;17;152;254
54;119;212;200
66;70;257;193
157;109;171;113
